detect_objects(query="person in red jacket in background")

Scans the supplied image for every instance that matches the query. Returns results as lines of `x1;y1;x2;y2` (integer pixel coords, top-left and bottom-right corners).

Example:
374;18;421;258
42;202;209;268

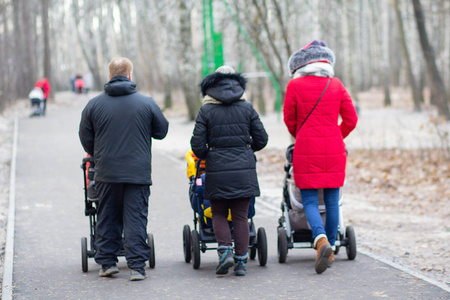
283;40;358;274
75;75;85;94
35;78;51;115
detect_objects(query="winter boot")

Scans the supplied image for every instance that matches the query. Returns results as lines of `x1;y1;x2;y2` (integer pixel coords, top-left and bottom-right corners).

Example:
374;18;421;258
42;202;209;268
314;234;332;274
328;251;334;267
233;254;248;276
216;246;234;275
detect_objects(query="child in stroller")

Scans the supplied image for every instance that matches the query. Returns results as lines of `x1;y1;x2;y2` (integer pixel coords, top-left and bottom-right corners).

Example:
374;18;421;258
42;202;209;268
277;144;356;265
182;150;268;271
79;155;155;272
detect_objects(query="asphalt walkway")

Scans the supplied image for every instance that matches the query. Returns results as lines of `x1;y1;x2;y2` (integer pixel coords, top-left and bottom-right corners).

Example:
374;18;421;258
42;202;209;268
6;97;449;299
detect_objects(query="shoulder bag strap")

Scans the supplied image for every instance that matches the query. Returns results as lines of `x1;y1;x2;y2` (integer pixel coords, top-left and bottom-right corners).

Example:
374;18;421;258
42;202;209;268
296;77;331;136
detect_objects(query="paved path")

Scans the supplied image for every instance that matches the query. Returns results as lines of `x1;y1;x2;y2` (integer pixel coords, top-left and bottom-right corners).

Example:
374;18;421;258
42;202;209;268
9;98;449;299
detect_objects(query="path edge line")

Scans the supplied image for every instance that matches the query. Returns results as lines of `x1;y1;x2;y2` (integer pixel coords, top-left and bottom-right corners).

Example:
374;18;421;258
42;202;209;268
359;249;450;293
2;117;18;300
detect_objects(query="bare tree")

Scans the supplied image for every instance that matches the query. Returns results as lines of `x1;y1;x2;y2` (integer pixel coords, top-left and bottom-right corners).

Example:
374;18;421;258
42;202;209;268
0;0;11;111
178;0;201;120
41;0;52;98
1;0;450;118
341;0;359;103
394;0;422;112
13;0;36;98
411;0;450;119
72;0;102;90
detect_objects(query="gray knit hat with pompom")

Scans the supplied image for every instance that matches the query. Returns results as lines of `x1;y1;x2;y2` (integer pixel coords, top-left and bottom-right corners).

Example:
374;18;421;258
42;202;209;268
287;40;335;75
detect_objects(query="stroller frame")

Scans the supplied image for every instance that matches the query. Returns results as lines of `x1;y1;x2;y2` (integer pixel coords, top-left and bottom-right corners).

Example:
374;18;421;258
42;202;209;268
29;98;45;117
277;145;357;263
183;160;268;269
80;156;155;272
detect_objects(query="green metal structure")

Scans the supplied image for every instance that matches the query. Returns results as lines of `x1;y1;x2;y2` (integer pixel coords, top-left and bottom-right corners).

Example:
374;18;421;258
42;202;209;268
202;0;224;76
202;0;281;115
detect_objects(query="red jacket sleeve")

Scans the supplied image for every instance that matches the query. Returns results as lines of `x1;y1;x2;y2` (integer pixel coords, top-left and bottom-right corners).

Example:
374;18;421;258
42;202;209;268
339;82;358;138
283;81;298;138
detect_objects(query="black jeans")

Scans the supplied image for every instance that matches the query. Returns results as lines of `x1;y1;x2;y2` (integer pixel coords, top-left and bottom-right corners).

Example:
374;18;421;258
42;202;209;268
210;198;251;256
94;182;151;272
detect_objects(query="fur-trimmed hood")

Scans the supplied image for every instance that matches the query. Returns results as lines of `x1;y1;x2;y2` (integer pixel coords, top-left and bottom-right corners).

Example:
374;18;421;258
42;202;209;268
199;72;247;104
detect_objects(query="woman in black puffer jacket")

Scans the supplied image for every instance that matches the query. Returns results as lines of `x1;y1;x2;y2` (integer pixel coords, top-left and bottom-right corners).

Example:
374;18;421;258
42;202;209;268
191;66;268;276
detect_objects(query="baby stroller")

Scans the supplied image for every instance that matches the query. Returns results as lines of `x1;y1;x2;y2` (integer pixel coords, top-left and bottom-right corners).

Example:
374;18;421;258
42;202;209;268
28;87;45;117
80;156;155;272
277;144;356;263
182;151;268;269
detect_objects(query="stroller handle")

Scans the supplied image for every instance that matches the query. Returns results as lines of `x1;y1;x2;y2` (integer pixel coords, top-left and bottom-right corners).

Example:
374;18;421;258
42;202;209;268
82;156;94;164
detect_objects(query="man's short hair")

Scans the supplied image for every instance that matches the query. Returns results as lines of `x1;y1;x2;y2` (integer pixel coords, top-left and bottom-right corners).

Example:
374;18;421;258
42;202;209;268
108;57;133;78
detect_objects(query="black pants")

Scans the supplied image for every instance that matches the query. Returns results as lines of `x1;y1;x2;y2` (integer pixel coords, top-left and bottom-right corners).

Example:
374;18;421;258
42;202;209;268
210;198;251;256
94;182;151;272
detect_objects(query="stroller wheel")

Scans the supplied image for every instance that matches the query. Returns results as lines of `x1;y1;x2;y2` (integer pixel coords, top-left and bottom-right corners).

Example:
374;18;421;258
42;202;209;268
345;226;357;260
147;233;156;268
191;230;201;269
277;227;288;263
81;237;88;272
257;227;268;266
183;225;192;263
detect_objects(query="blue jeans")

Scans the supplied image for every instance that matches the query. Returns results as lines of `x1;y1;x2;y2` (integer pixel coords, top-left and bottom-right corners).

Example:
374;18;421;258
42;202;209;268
300;188;340;246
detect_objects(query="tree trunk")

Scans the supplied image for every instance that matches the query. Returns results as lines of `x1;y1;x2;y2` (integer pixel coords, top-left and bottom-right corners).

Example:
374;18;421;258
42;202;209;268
22;0;35;95
98;2;112;75
394;0;422;112
13;0;24;97
178;0;201;121
383;0;392;106
72;0;102;90
41;0;52;98
411;0;450;119
152;0;174;109
343;0;359;103
370;0;392;106
0;0;6;110
257;77;266;115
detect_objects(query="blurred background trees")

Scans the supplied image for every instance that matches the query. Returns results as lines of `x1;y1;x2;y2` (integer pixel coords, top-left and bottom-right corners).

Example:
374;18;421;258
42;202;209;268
0;0;449;119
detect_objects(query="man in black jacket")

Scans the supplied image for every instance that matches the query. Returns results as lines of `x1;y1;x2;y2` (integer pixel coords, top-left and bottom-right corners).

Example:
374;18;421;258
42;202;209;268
79;57;169;281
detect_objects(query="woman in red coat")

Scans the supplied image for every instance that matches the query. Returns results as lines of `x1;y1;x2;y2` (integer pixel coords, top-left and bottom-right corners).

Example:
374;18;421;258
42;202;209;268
283;41;358;274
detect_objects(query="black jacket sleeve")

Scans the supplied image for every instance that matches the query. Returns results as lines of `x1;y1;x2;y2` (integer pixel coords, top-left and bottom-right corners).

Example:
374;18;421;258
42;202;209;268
149;99;169;140
249;108;268;152
79;104;95;155
190;108;208;159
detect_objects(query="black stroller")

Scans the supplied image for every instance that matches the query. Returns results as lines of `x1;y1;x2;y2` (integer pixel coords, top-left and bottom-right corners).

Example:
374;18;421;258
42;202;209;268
80;156;155;272
277;144;356;263
182;158;268;269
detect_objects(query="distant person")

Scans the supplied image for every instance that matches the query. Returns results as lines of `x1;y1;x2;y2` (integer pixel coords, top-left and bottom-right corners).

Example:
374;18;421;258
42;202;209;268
79;57;169;281
283;40;358;274
35;78;50;115
75;75;85;94
190;66;268;276
70;76;76;92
